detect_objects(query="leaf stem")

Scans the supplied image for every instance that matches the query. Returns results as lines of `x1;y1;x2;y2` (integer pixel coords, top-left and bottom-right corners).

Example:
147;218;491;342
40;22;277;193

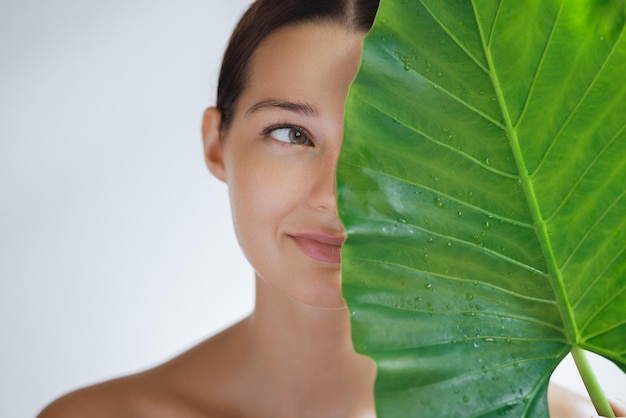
571;347;615;417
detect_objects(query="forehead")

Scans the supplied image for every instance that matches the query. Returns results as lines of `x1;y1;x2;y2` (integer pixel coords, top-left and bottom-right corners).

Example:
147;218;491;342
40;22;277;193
237;23;365;117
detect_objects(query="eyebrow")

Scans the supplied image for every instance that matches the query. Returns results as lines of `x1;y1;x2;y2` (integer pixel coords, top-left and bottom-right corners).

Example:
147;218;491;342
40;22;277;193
245;98;319;118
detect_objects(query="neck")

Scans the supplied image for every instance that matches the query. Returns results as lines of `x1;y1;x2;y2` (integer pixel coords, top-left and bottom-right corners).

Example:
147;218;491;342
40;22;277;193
245;276;376;418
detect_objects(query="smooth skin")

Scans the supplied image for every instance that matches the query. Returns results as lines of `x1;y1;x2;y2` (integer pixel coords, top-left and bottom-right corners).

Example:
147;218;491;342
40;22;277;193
40;23;376;418
39;22;624;418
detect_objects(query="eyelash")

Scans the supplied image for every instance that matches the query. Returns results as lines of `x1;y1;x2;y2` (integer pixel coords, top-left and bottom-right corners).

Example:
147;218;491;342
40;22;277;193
262;123;315;146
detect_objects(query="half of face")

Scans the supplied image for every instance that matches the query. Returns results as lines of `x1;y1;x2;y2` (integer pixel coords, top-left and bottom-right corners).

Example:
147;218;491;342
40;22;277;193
203;22;365;308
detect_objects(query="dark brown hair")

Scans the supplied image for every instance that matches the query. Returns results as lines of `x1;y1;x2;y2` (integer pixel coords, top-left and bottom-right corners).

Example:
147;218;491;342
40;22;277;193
216;0;380;130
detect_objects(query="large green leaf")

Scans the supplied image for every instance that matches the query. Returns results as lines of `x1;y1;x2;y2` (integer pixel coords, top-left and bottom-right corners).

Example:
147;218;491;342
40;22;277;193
338;0;626;416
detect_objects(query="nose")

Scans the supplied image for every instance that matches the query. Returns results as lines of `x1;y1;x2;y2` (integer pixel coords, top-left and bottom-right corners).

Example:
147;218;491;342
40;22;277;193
308;146;340;214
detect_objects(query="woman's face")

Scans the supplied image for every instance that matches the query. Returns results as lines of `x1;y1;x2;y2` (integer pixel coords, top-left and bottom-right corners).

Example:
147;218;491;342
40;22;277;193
205;23;365;308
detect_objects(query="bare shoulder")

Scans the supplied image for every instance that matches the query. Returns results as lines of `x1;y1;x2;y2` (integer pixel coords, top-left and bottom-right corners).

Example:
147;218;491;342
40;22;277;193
37;374;148;418
38;319;251;418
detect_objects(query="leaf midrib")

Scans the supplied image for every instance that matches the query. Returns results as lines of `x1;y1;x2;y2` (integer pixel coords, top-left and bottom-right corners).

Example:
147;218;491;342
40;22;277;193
470;0;578;344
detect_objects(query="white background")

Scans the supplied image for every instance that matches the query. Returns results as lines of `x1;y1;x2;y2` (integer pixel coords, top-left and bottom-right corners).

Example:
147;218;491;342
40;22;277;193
0;1;623;417
1;2;254;417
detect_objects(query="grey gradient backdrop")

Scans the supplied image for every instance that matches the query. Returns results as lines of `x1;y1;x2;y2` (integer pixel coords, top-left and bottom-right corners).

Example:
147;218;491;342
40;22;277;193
0;1;623;417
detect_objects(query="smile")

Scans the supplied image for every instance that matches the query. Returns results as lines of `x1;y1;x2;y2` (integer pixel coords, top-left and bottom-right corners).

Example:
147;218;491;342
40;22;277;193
288;233;345;264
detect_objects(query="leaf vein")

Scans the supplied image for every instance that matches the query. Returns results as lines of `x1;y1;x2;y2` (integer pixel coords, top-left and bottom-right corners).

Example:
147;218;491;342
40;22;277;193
366;335;567;355
530;23;626;178
559;188;626;272
418;0;489;73
358;257;554;305
376;47;507;133
579;285;626;338
354;214;546;275
572;244;626;311
513;3;563;128
486;0;503;47
353;164;533;229
385;354;565;418
520;347;571;417
546;123;626;223
583;317;626;342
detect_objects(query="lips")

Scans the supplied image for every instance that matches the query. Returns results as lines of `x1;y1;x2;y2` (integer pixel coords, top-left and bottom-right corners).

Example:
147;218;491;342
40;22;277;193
288;232;345;264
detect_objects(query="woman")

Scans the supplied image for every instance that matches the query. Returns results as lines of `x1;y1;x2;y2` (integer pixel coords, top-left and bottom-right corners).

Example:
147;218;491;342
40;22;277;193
40;1;377;417
39;0;623;417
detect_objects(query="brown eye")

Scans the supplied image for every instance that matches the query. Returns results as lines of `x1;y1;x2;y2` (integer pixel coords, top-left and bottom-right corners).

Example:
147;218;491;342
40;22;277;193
268;127;312;145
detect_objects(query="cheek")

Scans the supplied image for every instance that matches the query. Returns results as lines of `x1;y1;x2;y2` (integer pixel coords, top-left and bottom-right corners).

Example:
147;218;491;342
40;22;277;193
226;155;299;239
225;155;305;277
